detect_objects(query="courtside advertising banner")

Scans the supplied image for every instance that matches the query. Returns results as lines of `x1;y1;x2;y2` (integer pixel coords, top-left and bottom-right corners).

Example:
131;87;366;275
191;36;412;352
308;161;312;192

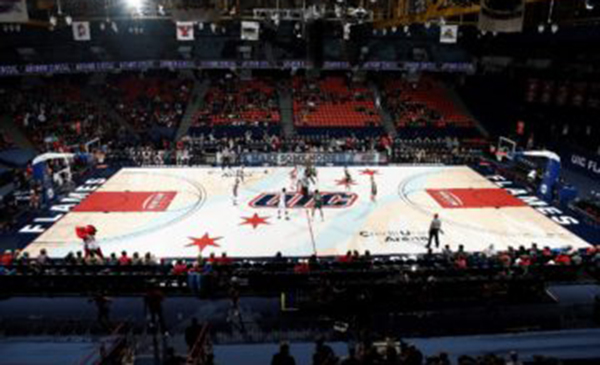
240;152;387;166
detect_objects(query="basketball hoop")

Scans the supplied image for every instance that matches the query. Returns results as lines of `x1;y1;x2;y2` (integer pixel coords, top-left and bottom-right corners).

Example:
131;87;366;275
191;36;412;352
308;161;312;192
495;150;508;162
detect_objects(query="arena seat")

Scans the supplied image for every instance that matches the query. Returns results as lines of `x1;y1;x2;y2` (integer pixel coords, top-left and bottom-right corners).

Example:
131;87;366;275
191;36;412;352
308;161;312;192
104;71;193;131
4;76;115;151
192;77;280;128
292;76;382;134
382;77;476;136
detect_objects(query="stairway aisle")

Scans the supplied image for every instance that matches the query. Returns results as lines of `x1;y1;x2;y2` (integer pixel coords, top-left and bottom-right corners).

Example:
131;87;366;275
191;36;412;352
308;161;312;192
440;82;489;138
0;115;35;151
278;85;295;138
175;78;210;140
369;83;396;137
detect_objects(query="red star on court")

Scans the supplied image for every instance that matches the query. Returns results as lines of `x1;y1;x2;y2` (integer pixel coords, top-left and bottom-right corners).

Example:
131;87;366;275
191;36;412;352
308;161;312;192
186;233;222;252
360;169;379;176
240;213;270;229
335;178;357;188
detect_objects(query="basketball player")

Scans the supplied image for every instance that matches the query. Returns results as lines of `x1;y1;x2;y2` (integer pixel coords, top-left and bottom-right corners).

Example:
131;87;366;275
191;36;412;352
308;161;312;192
312;189;324;222
305;160;317;184
278;188;289;220
232;177;240;206
300;175;310;197
236;165;245;183
370;175;377;202
427;213;443;250
344;166;353;191
290;165;298;191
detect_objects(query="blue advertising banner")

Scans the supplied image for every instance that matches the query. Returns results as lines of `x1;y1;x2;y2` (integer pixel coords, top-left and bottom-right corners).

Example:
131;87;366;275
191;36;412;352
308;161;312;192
240;152;387;166
561;149;600;181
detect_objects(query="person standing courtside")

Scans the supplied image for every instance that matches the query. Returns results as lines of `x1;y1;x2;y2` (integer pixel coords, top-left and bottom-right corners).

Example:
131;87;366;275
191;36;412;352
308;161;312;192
427;213;442;249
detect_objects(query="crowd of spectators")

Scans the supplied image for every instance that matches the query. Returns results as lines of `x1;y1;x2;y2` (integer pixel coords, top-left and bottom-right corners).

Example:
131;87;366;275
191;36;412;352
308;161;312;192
0;130;14;150
271;339;560;365
1;76;129;152
103;70;193;131
2;242;598;277
108;133;481;167
192;74;280;128
293;75;381;129
383;79;442;128
381;78;474;132
573;196;600;225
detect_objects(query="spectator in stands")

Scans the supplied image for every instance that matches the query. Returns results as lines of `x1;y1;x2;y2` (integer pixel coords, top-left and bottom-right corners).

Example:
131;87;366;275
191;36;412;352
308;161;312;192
172;260;189;275
338;250;354;264
360;341;382;365
64;252;76;265
85;251;104;265
131;252;142;265
507;351;523;365
118;251;132;265
106;252;118;266
185;317;202;351
144;287;167;334
164;346;185;365
312;338;336;365
144;252;157;265
15;251;29;266
271;342;296;365
218;252;233;266
384;343;399;365
36;249;50;266
73;251;87;265
340;347;360;365
90;292;112;331
1;249;13;267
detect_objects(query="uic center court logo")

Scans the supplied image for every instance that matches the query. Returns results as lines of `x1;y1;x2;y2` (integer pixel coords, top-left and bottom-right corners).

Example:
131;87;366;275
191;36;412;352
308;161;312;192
249;192;357;209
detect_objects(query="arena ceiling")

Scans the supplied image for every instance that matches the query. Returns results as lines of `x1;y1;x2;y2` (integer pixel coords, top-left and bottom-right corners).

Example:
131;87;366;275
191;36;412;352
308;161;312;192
16;0;600;30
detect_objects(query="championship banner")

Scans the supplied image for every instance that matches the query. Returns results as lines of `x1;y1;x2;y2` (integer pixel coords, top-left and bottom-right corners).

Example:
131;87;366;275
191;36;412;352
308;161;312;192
478;0;525;33
0;0;29;23
241;21;260;41
440;25;458;44
240;152;387;167
72;21;91;41
176;21;194;41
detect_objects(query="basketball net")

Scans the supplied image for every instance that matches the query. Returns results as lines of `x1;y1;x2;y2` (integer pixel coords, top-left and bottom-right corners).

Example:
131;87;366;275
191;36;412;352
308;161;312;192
495;150;508;162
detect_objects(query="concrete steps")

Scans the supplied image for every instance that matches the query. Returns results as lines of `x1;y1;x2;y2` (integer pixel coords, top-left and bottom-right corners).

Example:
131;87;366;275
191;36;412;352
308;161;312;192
0;115;35;151
278;85;295;138
370;83;396;137
440;82;490;138
175;78;210;140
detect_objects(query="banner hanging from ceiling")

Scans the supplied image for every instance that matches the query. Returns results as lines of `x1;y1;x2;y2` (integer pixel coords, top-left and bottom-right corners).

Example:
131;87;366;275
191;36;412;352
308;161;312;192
0;0;29;23
241;21;260;41
176;21;195;41
72;21;91;41
440;25;458;44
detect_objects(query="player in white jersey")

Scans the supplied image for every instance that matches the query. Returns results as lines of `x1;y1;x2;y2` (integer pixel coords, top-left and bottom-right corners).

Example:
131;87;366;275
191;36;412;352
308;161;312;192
232;177;240;206
278;188;289;220
300;175;310;197
290;166;298;191
236;166;245;183
305;162;317;184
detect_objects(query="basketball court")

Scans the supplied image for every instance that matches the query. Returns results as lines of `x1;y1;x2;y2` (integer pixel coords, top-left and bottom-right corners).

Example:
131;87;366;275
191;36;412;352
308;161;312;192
23;166;590;259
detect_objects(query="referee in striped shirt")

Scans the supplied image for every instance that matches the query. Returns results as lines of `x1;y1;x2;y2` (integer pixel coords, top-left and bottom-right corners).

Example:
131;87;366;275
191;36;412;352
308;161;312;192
427;213;442;249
